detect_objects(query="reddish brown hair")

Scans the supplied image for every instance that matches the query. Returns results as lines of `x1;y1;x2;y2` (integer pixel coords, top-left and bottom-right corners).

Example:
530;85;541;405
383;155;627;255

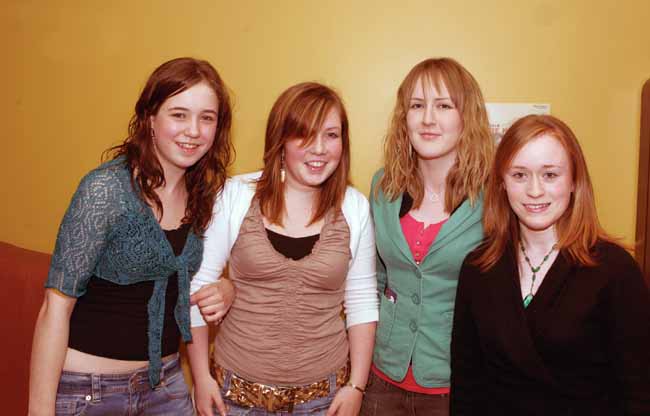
475;114;612;271
378;58;494;212
254;82;350;226
105;57;233;234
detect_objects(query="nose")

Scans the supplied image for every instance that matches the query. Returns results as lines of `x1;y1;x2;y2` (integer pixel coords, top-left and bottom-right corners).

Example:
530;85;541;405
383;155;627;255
526;175;544;197
310;135;326;154
185;117;200;138
423;104;436;126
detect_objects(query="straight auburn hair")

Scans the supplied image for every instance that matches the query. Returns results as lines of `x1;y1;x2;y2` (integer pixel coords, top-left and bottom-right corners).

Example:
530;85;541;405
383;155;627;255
474;114;613;271
105;57;233;234
378;57;494;212
254;82;350;226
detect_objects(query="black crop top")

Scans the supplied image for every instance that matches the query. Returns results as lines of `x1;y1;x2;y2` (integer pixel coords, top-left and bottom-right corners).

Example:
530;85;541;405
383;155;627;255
266;228;320;260
68;223;190;360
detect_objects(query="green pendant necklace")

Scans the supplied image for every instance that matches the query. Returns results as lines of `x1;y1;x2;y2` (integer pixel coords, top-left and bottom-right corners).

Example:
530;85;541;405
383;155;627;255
520;242;556;308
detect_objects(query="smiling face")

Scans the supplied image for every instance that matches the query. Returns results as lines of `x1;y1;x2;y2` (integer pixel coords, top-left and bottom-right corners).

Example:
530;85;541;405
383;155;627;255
406;76;463;164
283;107;343;192
149;81;219;177
503;134;574;236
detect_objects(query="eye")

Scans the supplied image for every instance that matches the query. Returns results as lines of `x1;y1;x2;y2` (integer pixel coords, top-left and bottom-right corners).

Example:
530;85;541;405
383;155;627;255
510;171;526;180
171;112;186;119
201;114;216;122
409;102;423;110
437;103;454;110
327;131;340;139
543;172;558;180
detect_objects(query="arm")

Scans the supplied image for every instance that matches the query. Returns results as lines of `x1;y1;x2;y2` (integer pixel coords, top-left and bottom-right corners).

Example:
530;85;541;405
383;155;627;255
190;178;237;327
29;169;116;415
329;192;378;416
603;247;650;415
186;326;227;416
28;290;76;416
450;258;485;416
368;173;387;294
188;178;241;415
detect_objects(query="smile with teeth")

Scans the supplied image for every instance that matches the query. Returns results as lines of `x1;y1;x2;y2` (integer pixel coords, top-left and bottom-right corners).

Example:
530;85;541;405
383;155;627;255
305;161;326;169
177;142;200;149
524;203;550;212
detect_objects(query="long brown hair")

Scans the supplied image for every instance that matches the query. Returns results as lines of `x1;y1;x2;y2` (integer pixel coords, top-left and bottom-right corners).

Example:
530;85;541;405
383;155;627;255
475;114;613;271
254;82;350;226
378;57;494;212
105;57;233;234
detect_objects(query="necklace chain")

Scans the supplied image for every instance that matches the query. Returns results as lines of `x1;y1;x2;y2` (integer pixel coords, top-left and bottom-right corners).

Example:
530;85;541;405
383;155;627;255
520;242;556;308
425;188;443;203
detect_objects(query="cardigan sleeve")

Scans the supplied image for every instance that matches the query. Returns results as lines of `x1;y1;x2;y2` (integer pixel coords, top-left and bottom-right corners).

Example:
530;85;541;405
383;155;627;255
44;168;120;297
450;255;486;416
602;245;650;415
369;171;387;294
343;188;379;328
189;178;236;328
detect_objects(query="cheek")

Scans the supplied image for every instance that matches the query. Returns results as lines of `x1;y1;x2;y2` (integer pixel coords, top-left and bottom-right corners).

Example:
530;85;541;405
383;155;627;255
284;145;305;168
329;141;343;163
444;113;463;136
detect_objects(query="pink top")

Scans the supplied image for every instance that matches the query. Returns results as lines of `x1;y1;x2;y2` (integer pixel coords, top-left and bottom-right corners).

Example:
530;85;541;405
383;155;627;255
372;213;450;394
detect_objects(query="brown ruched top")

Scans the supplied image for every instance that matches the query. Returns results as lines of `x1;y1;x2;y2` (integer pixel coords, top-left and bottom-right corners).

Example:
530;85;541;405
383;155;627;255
215;200;352;385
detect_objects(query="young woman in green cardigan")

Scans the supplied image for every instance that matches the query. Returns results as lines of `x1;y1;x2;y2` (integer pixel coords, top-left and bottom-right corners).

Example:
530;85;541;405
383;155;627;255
360;58;494;416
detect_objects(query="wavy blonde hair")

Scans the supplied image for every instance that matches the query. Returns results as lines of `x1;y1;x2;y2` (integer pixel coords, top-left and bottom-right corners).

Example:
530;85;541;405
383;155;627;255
378;58;493;212
474;114;613;271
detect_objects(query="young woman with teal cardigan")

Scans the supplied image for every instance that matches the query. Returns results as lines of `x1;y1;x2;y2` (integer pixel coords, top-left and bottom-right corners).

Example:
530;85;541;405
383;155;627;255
360;58;494;416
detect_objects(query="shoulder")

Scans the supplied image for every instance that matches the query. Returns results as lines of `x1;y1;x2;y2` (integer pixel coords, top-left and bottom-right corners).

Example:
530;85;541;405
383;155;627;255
76;158;129;195
342;185;370;221
370;168;385;195
371;168;385;185
221;171;260;200
591;240;640;275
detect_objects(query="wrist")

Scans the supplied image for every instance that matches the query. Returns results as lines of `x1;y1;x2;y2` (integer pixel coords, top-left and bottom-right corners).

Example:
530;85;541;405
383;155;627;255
345;381;366;395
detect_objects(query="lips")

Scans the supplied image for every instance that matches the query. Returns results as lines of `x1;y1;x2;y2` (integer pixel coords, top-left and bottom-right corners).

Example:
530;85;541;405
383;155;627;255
419;131;441;139
523;203;550;213
304;160;327;172
176;141;201;154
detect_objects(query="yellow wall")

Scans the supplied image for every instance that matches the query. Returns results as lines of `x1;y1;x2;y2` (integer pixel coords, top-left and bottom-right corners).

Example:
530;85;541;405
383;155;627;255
3;0;650;253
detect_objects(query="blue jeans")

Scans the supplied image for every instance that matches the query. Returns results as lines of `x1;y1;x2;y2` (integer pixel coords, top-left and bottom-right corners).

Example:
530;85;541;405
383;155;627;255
216;369;338;416
54;356;194;416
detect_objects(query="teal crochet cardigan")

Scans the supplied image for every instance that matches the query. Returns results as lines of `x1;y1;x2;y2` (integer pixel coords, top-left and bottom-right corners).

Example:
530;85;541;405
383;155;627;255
45;157;203;387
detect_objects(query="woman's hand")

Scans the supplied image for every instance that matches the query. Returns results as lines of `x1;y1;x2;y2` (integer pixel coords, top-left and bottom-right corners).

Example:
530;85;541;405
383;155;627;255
193;374;227;416
326;386;363;416
190;278;235;323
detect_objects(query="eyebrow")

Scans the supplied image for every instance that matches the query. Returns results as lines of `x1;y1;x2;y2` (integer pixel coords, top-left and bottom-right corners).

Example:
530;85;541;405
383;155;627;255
410;97;452;101
167;106;218;115
509;164;563;169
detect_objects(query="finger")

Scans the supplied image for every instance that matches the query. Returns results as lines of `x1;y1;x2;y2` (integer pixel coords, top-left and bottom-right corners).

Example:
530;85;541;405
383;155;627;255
326;400;339;416
203;312;225;323
197;295;225;309
213;393;228;416
199;303;226;316
191;286;221;304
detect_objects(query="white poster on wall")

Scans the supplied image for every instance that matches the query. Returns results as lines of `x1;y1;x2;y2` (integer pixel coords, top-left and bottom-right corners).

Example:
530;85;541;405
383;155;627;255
486;103;551;144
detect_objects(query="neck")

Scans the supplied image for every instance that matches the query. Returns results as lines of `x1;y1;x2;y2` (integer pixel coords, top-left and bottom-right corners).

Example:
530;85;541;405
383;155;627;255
284;181;319;213
157;166;187;197
418;153;455;194
519;225;558;254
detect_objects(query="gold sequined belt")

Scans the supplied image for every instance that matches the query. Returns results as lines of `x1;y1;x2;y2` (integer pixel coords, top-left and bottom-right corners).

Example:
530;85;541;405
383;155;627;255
211;361;350;412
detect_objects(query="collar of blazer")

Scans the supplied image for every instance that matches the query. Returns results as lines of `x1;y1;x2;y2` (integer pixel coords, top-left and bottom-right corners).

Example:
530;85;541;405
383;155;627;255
374;189;484;267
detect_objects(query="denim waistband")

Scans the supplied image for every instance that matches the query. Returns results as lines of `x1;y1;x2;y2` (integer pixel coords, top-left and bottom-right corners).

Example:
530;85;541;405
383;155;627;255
57;355;182;397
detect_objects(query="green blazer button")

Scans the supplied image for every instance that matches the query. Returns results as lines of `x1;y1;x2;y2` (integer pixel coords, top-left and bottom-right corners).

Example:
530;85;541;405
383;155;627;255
409;320;418;332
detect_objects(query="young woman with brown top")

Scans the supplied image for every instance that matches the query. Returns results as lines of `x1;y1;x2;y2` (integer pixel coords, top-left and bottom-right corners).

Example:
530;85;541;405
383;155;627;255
188;82;379;416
